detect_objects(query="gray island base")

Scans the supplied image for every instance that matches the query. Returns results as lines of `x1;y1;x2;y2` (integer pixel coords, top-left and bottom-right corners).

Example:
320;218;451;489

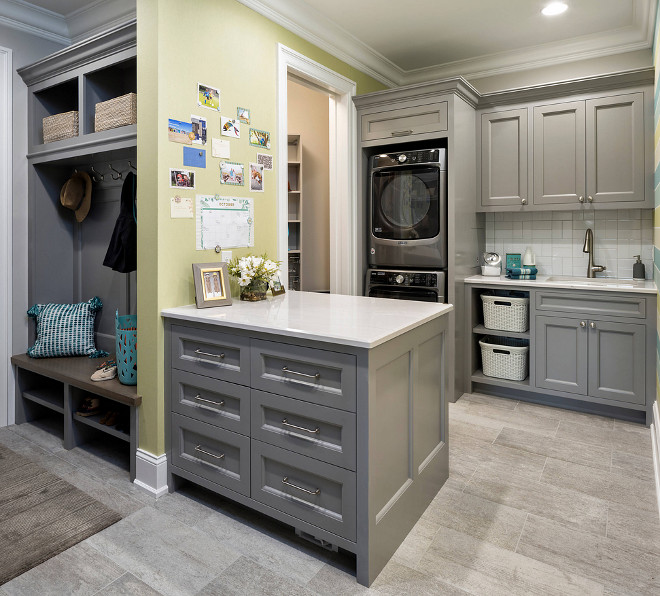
162;292;452;586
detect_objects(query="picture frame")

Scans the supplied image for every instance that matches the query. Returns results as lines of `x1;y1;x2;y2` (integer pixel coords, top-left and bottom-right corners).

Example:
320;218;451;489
192;262;232;308
270;276;285;296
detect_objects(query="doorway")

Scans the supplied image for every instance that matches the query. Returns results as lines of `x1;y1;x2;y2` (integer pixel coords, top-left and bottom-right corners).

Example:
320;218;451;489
276;45;357;295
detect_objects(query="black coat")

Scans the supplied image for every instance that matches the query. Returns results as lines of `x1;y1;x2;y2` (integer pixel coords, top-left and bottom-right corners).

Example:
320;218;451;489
103;172;137;273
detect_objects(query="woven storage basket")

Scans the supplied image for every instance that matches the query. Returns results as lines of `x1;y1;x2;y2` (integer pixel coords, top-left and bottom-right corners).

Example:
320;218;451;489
479;336;529;381
481;293;529;332
42;110;79;143
95;92;137;132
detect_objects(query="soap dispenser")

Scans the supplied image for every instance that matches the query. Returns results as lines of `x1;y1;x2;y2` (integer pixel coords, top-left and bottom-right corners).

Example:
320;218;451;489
633;255;646;280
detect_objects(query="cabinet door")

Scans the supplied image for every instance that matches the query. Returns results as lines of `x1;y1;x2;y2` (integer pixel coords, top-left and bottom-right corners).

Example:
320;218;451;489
585;93;645;204
535;316;588;395
533;101;586;205
360;101;448;142
587;320;645;404
480;109;528;207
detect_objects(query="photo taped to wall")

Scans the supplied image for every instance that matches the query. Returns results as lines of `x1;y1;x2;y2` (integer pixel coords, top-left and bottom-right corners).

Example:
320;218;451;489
197;82;220;111
170;168;195;189
250;162;264;192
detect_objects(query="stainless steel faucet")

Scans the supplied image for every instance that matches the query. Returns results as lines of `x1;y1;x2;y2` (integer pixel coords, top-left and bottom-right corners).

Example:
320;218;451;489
583;228;606;278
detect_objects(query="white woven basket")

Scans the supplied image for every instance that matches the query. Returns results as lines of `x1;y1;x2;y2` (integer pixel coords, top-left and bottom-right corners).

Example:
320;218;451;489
42;110;79;143
95;92;137;132
481;294;529;332
479;337;529;381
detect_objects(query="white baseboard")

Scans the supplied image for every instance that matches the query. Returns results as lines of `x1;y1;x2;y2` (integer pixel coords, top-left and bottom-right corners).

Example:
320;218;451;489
651;401;660;522
134;448;168;498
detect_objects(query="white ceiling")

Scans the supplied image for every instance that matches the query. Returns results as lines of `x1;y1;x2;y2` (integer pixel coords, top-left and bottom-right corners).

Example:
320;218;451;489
33;0;91;16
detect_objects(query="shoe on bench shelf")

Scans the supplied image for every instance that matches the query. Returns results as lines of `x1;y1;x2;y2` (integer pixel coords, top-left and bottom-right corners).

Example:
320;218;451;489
91;364;117;382
76;397;101;417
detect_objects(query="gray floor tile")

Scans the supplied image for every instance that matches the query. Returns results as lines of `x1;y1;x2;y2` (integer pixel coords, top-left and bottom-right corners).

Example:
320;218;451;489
449;419;501;444
464;465;609;536
198;556;315;595
2;542;125;596
514;400;615;429
494;426;612;471
540;457;658;513
555;420;652;458
457;392;518;410
610;450;655;481
86;506;240;596
606;501;660;556
517;513;660;594
306;563;372;596
6;421;65;454
95;572;164;595
459;401;561;437
389;515;438;569
371;560;470;596
417;524;603;596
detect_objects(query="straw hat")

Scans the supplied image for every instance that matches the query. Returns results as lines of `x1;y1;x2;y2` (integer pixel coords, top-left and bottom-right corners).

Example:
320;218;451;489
60;171;92;222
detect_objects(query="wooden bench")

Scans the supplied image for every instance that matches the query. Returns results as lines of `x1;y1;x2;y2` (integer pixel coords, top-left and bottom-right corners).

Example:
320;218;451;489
11;353;141;481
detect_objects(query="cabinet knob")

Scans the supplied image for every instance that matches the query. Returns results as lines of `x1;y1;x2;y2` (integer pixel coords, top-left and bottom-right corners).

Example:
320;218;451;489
579;321;586;327
521;198;528;205
590;321;596;329
578;196;585;203
587;196;593;203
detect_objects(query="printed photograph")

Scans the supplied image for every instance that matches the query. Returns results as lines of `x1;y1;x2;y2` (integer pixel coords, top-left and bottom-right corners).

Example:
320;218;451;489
257;153;273;170
203;270;225;300
237;107;250;125
220;161;244;186
197;82;220;111
250;162;264;192
168;118;193;144
221;117;240;139
170;168;195;189
190;114;207;145
249;128;271;149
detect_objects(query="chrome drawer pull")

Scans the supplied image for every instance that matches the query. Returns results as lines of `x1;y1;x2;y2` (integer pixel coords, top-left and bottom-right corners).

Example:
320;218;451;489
282;476;320;495
391;130;413;137
194;445;225;459
282;366;320;380
282;418;320;434
195;349;225;359
194;394;225;407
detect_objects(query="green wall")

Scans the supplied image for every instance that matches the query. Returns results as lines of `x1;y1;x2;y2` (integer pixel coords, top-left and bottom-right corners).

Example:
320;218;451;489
654;3;660;412
136;0;386;455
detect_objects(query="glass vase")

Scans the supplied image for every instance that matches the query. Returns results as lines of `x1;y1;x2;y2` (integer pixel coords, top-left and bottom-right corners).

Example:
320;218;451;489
240;279;268;301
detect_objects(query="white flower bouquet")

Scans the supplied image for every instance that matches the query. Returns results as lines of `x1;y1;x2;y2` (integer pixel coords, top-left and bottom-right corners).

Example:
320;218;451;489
227;254;280;301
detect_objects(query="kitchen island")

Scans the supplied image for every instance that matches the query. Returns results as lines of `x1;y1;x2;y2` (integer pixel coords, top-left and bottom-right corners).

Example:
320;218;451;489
162;292;452;586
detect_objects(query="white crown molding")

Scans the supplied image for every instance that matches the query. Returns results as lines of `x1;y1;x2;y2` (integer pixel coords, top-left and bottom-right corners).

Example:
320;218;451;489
237;0;656;88
0;0;69;44
66;0;135;44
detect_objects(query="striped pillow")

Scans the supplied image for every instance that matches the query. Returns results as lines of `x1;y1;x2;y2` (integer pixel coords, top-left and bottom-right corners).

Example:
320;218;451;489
27;297;107;358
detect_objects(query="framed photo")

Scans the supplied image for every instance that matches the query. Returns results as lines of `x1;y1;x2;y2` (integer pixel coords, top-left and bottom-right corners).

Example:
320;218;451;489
192;262;232;308
220;161;244;185
197;82;220;111
221;117;240;139
249;162;264;192
170;168;195;188
249;128;271;149
270;276;285;296
237;107;250;125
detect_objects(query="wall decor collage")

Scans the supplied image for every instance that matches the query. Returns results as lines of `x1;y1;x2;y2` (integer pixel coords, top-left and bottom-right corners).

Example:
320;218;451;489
166;81;272;224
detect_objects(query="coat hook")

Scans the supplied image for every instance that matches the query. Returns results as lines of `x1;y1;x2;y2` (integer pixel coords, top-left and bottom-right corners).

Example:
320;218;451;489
128;160;137;171
90;165;104;182
108;163;122;180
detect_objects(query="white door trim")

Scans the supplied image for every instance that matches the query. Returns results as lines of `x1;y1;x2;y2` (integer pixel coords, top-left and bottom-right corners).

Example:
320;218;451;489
0;46;12;427
277;44;358;295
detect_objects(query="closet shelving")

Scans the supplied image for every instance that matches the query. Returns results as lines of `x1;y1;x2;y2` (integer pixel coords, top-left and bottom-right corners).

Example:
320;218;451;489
287;134;302;290
15;20;140;480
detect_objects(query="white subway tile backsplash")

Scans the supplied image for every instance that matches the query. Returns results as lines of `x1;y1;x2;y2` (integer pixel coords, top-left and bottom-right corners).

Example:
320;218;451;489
484;208;653;279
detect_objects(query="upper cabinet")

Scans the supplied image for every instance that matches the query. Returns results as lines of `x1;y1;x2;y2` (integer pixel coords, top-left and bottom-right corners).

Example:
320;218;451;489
477;74;652;212
360;100;448;142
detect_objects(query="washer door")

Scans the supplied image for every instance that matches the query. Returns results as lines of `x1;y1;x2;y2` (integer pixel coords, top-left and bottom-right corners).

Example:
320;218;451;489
372;166;440;240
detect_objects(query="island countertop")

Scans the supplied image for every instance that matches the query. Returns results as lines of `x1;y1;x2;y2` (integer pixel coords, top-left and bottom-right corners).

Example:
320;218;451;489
161;291;453;349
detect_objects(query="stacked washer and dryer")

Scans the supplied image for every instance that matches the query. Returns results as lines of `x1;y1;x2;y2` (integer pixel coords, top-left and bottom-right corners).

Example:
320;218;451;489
366;147;447;302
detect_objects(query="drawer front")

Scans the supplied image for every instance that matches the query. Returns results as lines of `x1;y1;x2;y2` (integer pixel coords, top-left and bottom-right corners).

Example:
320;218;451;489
251;340;357;412
171;413;250;496
172;369;250;435
251;390;356;470
251;440;356;541
535;292;646;319
171;325;250;385
361;102;448;142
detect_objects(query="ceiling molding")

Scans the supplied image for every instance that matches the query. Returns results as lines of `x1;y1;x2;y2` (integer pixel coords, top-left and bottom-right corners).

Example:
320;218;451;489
0;0;69;44
66;0;135;44
237;0;657;88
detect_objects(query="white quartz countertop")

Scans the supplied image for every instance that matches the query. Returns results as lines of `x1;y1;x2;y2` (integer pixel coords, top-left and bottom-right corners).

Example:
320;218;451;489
464;274;657;294
161;291;453;348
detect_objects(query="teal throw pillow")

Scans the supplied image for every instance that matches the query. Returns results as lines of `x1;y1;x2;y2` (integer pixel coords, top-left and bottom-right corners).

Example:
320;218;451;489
27;297;108;358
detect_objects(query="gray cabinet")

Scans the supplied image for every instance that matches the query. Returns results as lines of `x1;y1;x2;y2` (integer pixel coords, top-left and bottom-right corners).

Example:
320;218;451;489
360;100;448;142
480;109;528;207
535;316;588;395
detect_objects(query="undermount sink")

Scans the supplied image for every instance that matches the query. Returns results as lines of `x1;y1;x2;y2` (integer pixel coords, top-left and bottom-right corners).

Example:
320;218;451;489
544;276;633;286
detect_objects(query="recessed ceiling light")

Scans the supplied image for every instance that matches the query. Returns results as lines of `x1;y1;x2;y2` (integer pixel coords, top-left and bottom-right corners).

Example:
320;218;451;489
542;2;568;16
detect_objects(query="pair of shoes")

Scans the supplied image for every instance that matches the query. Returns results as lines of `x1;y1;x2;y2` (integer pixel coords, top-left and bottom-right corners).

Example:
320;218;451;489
115;414;130;433
100;410;119;426
96;358;116;370
76;397;100;417
91;365;117;382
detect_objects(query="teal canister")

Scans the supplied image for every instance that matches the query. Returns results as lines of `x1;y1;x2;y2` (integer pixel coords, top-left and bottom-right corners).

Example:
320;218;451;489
632;255;645;280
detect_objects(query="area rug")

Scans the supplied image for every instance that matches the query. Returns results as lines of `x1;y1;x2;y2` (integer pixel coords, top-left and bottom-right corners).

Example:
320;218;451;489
0;443;121;585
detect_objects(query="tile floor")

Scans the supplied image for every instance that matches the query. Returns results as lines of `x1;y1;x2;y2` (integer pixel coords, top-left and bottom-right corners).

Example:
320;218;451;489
0;393;658;595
